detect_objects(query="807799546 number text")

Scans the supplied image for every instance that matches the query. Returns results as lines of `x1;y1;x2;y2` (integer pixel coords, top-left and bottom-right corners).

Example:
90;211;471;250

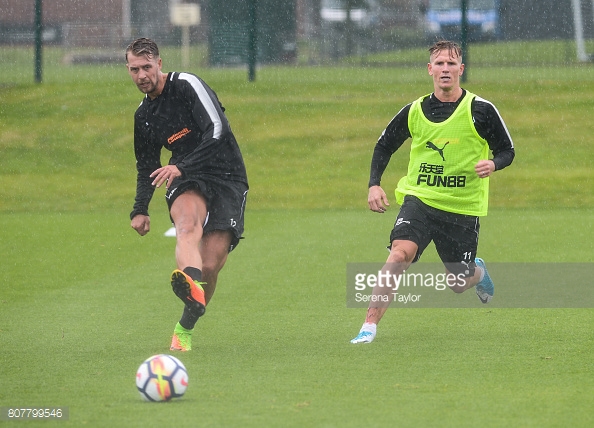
1;407;69;420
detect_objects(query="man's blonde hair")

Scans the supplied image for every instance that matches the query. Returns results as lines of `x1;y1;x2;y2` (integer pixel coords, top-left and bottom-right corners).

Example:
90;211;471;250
429;40;463;61
125;38;160;62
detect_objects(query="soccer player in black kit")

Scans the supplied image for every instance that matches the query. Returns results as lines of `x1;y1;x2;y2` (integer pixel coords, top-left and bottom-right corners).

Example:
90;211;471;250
126;38;248;351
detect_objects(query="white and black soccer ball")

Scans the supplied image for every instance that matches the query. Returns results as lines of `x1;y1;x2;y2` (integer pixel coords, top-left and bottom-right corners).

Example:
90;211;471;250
136;354;188;402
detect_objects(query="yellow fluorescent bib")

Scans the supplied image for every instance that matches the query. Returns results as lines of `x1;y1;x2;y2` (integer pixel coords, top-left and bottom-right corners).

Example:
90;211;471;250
395;92;490;216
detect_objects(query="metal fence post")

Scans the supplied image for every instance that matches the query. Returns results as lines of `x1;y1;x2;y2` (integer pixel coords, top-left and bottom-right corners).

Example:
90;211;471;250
34;0;43;83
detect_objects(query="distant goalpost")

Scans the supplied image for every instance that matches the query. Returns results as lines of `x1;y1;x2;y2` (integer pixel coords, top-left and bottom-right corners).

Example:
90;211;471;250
571;0;594;61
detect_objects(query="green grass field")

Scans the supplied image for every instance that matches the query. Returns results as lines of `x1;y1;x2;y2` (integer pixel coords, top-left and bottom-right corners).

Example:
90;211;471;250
0;42;593;426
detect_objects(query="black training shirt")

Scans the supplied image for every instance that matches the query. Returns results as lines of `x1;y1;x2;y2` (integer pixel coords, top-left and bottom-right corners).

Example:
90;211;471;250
131;72;248;219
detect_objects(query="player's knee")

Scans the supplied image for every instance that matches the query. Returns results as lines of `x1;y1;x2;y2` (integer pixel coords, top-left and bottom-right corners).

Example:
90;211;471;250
175;216;204;237
390;250;405;264
388;247;413;264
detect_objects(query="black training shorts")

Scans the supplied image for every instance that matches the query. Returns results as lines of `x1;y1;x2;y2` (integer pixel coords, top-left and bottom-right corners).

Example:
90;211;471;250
389;195;479;277
165;176;248;252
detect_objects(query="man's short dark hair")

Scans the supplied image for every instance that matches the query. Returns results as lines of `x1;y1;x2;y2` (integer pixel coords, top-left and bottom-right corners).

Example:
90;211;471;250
429;40;463;61
125;38;160;62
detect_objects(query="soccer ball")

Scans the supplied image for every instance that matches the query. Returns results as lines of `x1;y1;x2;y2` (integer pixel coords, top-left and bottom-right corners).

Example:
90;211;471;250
136;354;189;402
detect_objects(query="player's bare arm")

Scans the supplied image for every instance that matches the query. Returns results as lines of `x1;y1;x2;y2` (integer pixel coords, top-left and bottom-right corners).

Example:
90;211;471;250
368;185;390;213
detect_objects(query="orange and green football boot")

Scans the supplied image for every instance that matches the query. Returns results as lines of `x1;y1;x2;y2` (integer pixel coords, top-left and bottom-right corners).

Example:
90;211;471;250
170;269;206;318
170;322;192;351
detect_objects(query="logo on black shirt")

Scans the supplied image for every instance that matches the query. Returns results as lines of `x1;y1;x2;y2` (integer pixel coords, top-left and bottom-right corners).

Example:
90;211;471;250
168;128;192;144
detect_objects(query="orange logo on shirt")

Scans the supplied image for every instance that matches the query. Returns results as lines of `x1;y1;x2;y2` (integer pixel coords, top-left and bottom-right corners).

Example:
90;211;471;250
168;128;191;144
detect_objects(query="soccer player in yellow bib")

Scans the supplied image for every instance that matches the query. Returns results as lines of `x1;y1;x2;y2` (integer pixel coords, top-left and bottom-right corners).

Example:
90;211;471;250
351;40;515;344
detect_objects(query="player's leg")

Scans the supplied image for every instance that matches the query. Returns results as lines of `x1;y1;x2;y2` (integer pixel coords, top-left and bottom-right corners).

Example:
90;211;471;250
444;264;482;294
169;190;209;351
170;189;208;314
199;229;233;305
173;231;236;350
434;213;494;303
170;181;247;351
196;182;246;305
352;196;435;344
350;240;418;344
170;189;208;272
443;260;494;303
351;196;430;344
367;240;418;323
